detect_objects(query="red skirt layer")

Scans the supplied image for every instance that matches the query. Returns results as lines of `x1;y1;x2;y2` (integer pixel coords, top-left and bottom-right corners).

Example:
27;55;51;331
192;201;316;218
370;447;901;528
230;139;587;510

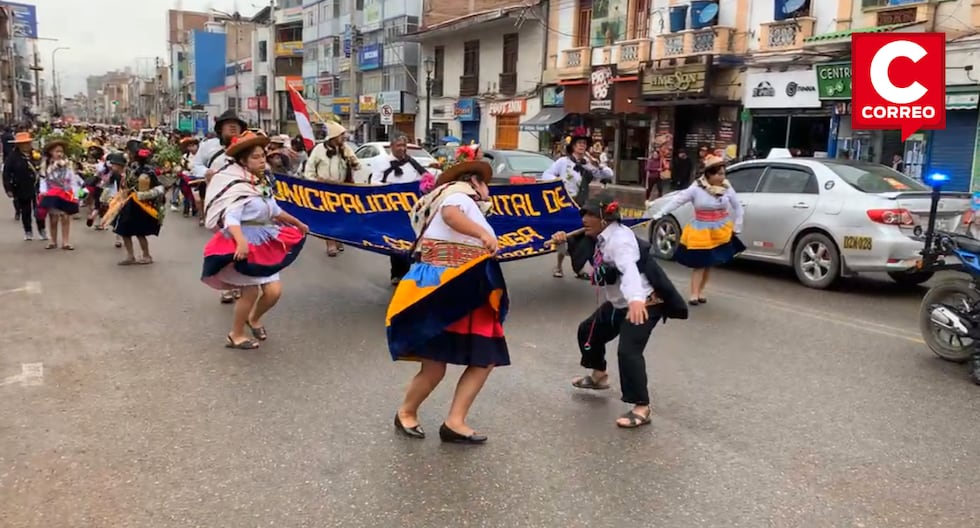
201;225;306;289
37;188;79;219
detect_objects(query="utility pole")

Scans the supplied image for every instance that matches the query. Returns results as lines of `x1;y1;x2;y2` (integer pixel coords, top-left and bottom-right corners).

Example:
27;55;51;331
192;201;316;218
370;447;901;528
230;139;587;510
268;0;277;131
31;45;40;108
348;0;360;136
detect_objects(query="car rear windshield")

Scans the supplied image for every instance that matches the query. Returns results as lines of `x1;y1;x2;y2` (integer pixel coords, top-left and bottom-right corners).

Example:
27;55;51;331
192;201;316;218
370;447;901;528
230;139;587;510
507;154;553;174
824;162;930;193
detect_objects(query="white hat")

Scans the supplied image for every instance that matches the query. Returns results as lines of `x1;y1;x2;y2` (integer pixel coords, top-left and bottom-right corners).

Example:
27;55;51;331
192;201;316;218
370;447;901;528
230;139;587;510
324;121;346;140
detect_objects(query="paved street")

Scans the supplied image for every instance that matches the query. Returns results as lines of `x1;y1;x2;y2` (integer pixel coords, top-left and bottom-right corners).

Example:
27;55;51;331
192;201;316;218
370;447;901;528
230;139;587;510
1;203;979;528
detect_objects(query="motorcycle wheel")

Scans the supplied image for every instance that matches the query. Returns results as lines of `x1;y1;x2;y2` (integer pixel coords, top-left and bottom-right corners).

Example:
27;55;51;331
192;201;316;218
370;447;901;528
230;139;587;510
918;277;979;363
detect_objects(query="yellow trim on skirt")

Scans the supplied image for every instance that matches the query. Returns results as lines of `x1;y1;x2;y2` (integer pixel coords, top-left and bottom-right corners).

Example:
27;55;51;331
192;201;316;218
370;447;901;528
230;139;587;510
680;220;735;251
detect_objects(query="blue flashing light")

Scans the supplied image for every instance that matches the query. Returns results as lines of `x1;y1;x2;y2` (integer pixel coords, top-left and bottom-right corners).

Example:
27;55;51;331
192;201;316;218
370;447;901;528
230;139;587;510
926;172;949;184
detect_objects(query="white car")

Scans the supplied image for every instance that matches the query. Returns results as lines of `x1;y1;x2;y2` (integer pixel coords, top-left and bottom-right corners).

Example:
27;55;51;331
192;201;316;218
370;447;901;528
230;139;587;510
644;156;971;289
351;142;440;184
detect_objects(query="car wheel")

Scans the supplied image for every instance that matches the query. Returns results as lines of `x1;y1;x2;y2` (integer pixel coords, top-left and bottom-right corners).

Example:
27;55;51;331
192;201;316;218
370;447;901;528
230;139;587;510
648;216;680;260
793;232;840;289
887;270;934;286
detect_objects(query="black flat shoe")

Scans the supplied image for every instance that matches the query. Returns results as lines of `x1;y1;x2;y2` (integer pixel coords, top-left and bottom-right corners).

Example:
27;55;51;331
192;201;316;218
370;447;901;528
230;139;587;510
394;414;425;439
688;299;701;306
439;423;487;444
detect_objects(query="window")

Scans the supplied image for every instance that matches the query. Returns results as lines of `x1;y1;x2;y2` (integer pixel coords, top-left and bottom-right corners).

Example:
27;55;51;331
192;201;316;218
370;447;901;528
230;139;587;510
356;146;379;158
332;37;341;57
432;45;444;97
306;9;315;28
628;0;650;40
461;40;479;96
258;41;267;62
824;161;929;193
333;0;341;18
500;34;518;95
759;167;818;194
356;0;364;9
575;0;593;48
726;167;764;193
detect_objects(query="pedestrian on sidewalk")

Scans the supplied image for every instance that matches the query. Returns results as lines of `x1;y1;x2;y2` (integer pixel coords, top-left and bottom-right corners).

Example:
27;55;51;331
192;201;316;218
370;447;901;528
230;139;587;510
37;139;80;250
551;194;687;429
201;131;308;349
2;132;46;240
388;148;508;444
651;155;745;305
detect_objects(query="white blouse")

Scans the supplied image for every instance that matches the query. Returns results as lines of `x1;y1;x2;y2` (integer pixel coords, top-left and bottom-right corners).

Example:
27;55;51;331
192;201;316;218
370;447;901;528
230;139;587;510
422;193;494;247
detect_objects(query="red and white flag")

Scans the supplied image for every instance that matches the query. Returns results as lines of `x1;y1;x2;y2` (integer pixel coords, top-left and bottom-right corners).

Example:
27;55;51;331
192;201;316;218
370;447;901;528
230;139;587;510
287;84;315;153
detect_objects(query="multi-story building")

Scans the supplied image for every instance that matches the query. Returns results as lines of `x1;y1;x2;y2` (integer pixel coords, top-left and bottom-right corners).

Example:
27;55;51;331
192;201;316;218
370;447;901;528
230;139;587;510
0;5;13;122
167;10;212;108
272;0;304;133
409;2;546;149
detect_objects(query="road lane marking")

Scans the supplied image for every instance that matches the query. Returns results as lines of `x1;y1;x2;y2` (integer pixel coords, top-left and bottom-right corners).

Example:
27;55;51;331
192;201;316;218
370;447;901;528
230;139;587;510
0;281;42;296
661;273;925;345
0;363;45;387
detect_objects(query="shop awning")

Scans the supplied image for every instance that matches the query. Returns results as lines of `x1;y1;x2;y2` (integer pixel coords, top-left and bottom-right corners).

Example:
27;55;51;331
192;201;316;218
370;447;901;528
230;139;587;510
519;108;568;132
804;22;920;44
947;93;979;110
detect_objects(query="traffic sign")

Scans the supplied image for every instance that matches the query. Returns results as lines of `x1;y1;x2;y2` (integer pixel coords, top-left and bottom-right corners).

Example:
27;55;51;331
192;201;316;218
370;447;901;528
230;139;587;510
379;104;394;126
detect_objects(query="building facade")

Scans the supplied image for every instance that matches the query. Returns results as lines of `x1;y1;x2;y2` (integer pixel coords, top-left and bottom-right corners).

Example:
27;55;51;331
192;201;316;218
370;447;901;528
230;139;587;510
410;4;546;150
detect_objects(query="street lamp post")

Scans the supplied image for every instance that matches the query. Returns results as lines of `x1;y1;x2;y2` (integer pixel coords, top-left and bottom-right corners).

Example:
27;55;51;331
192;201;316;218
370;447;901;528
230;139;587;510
51;46;70;116
423;55;434;149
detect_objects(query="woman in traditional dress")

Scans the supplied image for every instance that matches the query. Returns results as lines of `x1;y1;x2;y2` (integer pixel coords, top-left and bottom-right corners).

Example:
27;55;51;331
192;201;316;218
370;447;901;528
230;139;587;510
177;137;201;217
113;147;166;265
387;145;508;444
37;139;81;250
651;155;745;305
201;131;308;350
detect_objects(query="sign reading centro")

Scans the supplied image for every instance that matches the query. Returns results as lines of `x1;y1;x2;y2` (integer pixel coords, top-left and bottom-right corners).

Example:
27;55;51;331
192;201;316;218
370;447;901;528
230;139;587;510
815;62;852;100
641;64;708;97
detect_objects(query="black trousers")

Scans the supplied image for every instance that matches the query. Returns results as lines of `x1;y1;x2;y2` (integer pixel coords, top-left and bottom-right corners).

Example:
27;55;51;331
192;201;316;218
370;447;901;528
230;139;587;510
578;301;658;405
390;254;412;279
14;195;44;234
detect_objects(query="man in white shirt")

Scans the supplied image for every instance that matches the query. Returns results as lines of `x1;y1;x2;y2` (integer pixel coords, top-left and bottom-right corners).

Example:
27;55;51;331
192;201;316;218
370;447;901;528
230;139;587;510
193;110;247;304
540;134;614;279
552;194;685;430
371;135;426;284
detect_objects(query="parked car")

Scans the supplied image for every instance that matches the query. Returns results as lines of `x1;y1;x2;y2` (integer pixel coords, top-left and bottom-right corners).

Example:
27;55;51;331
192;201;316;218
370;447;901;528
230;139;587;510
644;156;972;289
481;149;555;184
351;142;440;184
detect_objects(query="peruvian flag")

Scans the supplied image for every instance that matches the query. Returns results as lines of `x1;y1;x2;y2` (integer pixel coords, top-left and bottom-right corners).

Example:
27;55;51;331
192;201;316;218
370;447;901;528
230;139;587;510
287;84;315;153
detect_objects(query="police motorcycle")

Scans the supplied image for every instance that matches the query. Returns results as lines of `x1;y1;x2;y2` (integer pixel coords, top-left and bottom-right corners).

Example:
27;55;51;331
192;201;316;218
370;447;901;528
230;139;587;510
916;172;980;383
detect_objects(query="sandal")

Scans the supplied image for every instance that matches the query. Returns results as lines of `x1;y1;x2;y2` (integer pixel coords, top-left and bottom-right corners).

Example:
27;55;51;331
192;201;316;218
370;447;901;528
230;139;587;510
225;334;260;350
575;272;590;280
117;258;136;266
61;244;74;251
114;241;123;248
697;297;707;304
553;268;564;278
572;374;610;390
45;243;57;250
136;257;153;265
616;409;652;429
246;322;268;341
327;249;338;257
220;291;236;304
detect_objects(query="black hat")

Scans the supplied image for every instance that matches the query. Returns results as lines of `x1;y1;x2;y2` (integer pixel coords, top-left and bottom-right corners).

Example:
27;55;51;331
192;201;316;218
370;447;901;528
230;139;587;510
106;152;127;166
214;110;248;134
565;135;591;155
579;193;621;222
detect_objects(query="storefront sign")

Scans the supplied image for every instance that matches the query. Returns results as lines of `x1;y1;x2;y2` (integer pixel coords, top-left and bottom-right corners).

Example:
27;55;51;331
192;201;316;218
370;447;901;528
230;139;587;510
641;64;708;98
275;41;303;57
275;76;304;92
542;85;564;107
488;99;526;116
358;94;377;113
743;70;821;109
590;65;616;111
359;44;382;71
376;91;402;113
455;99;480;121
333;97;352;115
816;62;852;100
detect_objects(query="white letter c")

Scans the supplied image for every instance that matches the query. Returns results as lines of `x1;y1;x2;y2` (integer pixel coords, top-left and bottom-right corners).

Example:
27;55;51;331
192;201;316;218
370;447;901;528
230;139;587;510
870;40;928;105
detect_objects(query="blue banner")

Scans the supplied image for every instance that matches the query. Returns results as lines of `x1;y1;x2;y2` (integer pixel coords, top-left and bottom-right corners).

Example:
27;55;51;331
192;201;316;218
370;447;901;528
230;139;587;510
273;175;587;261
359;43;382;71
2;2;37;39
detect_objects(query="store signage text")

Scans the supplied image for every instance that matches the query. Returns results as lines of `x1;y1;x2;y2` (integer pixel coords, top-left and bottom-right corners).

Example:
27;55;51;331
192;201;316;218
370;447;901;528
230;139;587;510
816;62;852;100
488;99;526;116
590;65;616;111
641;65;707;97
743;70;822;109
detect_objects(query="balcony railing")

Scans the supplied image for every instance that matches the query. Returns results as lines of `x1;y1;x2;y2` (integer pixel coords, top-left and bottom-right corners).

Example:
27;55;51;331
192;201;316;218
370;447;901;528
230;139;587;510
654;27;735;59
759;17;815;52
459;74;478;97
557;47;591;80
499;72;517;96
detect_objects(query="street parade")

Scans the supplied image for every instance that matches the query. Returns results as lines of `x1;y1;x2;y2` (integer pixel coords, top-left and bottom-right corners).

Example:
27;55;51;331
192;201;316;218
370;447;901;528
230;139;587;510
3;0;980;526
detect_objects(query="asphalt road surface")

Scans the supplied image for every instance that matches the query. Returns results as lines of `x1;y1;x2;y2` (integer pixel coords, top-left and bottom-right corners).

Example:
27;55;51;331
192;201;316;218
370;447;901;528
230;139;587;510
2;203;979;528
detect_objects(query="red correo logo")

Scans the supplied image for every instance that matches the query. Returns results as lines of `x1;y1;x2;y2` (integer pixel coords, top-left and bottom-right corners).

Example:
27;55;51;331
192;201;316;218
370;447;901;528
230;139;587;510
852;33;945;140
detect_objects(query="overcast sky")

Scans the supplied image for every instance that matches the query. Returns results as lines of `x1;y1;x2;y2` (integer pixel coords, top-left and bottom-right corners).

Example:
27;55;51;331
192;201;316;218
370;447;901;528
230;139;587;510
30;0;257;95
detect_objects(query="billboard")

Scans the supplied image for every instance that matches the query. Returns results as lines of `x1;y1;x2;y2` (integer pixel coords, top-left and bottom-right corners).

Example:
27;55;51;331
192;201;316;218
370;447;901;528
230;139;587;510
1;2;37;39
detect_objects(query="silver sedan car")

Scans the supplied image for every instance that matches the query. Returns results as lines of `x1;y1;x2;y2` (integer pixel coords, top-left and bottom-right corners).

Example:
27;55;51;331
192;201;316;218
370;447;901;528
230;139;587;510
645;158;971;289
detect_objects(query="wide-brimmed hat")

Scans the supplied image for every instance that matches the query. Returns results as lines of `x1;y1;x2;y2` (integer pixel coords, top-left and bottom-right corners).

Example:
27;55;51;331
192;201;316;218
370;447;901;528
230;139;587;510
9;132;32;143
226;130;270;158
179;136;199;146
579;193;621;222
324;121;346;140
213;109;248;134
434;144;492;187
42;138;69;155
565;135;591;155
703;154;726;171
269;134;291;145
106;152;127;166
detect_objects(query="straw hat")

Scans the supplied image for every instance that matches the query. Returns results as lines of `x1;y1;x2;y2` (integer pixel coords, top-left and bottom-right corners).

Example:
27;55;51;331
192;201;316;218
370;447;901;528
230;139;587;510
269;134;291;145
324;121;346;140
434;144;492;187
225;130;270;158
179;136;200;146
703;154;726;171
9;132;32;144
42;138;69;156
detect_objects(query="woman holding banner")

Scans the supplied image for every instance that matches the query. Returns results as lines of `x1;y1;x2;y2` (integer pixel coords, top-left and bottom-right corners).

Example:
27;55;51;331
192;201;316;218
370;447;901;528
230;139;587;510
303;121;359;257
387;145;508;444
202;131;309;350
